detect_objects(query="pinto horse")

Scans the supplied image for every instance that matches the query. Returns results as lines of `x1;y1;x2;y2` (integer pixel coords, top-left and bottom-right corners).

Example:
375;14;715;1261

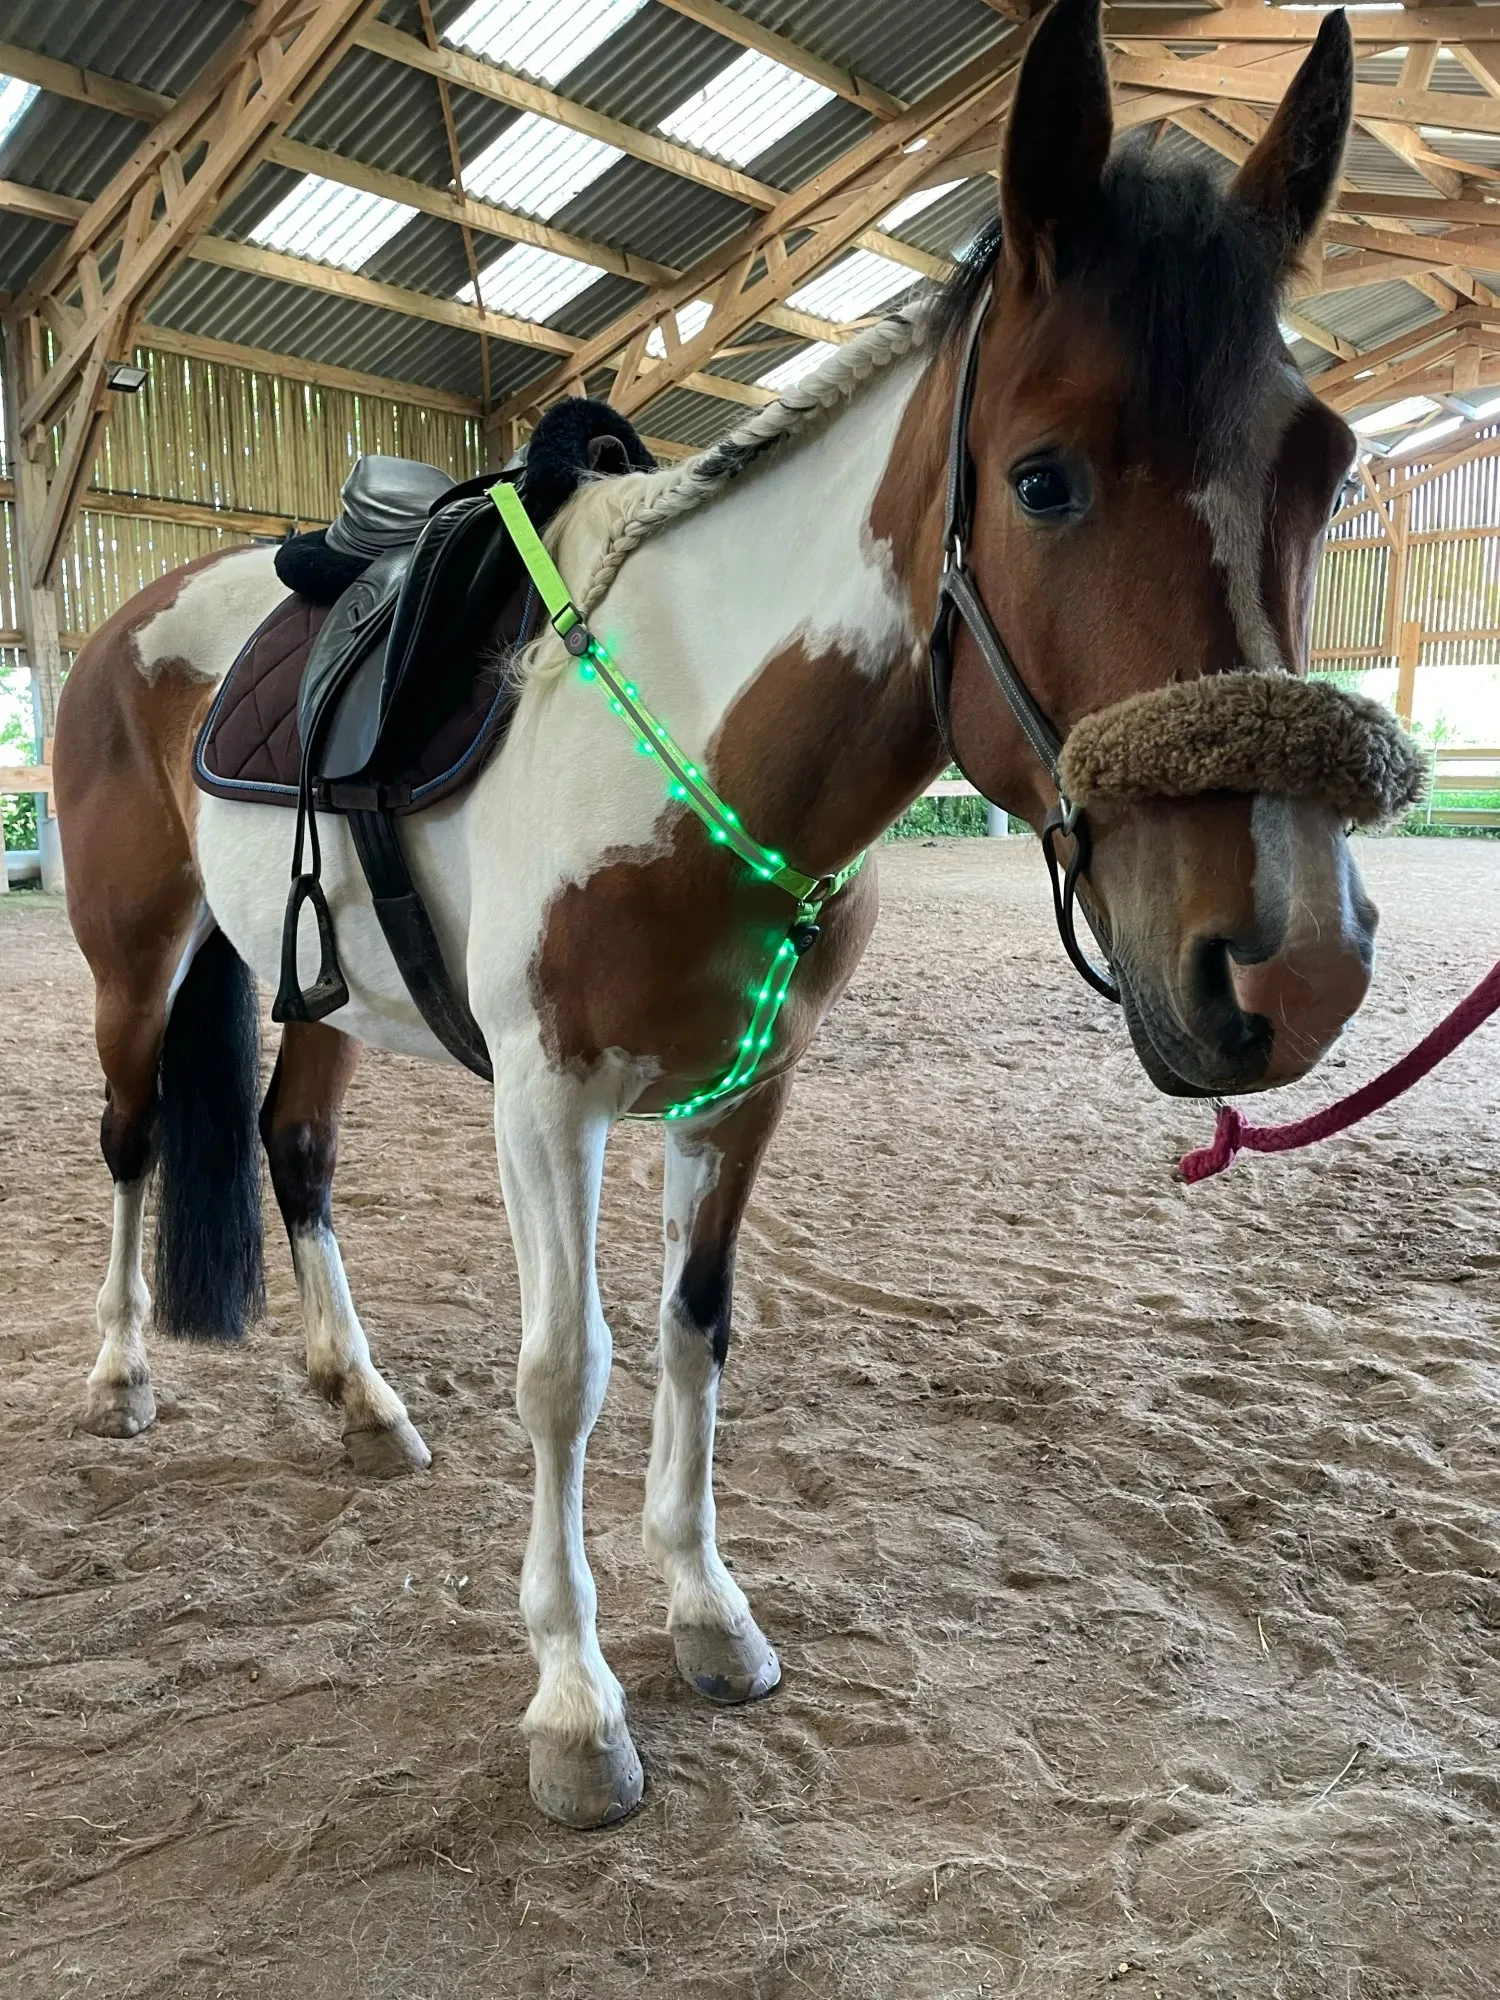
54;0;1362;1825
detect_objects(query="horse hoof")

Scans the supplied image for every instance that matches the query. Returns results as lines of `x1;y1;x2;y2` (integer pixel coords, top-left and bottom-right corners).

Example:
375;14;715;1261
343;1416;431;1477
673;1623;781;1703
80;1379;157;1438
529;1729;644;1830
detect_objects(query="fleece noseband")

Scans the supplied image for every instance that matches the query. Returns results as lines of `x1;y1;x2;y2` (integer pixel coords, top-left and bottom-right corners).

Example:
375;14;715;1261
928;286;1427;1005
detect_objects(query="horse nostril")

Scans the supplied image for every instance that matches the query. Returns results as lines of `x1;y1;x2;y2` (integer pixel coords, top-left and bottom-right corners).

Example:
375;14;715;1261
1189;936;1274;1069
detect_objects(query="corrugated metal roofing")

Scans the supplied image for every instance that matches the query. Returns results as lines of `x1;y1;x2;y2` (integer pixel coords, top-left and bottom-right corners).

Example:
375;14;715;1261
0;0;1493;451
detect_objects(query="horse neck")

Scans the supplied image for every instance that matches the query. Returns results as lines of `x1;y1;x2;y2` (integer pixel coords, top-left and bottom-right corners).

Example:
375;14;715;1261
620;343;957;877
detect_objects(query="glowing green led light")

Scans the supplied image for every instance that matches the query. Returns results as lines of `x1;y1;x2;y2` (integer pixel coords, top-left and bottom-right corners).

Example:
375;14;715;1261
580;662;597;681
711;828;727;843
624;682;639;698
609;698;624;714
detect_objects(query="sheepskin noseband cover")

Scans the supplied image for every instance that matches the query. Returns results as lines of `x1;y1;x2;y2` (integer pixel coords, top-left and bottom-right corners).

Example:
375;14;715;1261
1056;673;1427;828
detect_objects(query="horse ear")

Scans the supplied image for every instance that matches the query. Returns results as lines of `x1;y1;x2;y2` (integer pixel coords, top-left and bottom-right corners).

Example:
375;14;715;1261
1000;0;1113;292
1230;10;1353;273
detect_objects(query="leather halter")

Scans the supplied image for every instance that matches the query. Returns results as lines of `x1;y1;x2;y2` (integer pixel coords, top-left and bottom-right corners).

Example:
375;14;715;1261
928;285;1121;1006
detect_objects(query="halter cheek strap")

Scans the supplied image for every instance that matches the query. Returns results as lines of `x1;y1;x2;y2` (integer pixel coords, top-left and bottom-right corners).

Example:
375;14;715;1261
927;285;1120;1006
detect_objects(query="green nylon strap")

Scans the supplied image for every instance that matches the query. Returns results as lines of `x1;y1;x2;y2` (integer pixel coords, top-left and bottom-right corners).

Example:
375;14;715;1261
488;477;865;1121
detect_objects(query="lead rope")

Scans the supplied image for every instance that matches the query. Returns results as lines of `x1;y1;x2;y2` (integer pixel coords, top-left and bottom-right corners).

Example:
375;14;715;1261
490;480;864;1122
1181;957;1500;1182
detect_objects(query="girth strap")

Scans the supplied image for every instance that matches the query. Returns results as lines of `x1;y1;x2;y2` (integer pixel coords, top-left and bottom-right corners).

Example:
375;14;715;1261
347;811;493;1080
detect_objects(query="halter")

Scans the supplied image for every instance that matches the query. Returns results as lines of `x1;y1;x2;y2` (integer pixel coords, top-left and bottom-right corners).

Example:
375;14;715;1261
928;284;1121;1005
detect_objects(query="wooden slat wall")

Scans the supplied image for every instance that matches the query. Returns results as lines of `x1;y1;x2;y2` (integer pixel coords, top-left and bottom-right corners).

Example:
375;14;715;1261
1314;446;1500;678
2;342;484;652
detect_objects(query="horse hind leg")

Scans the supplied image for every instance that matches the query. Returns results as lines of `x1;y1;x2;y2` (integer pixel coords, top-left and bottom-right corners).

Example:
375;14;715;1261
644;1077;789;1704
81;975;170;1437
260;1021;430;1476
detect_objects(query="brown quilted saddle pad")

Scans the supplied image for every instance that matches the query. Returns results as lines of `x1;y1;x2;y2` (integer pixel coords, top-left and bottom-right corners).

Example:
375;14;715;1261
196;586;527;815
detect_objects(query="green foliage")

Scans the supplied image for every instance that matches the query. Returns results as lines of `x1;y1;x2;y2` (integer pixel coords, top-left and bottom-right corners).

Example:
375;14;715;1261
886;771;1028;839
0;674;38;853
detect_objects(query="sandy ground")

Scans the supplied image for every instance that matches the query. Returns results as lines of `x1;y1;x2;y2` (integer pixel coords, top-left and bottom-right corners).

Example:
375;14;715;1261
1;837;1497;2000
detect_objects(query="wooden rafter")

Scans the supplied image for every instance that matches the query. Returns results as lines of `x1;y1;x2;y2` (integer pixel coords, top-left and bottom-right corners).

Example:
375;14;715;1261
651;0;907;119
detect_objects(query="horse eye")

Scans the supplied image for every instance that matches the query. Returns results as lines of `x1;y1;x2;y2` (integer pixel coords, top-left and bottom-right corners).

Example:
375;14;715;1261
1012;461;1076;518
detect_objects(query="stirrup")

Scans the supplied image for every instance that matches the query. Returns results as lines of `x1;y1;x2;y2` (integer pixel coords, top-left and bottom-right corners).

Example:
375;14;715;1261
272;872;350;1022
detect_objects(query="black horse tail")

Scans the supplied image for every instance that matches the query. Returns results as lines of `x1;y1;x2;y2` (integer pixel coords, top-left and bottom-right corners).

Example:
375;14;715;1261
154;926;264;1341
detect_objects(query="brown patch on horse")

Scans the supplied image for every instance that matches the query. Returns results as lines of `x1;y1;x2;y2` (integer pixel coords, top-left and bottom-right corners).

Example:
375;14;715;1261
54;562;246;1121
532;634;942;1106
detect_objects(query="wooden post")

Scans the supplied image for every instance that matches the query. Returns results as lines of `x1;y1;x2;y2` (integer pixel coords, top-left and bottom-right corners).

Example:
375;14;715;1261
1396;619;1421;726
1382;480;1410;661
3;325;67;892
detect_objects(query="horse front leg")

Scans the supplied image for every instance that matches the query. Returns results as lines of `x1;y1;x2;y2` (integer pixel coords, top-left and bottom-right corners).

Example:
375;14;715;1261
493;1044;642;1828
261;1022;430;1475
644;1075;791;1703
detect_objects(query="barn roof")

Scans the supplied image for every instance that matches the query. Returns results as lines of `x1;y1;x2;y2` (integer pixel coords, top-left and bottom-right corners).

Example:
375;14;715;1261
5;0;1500;473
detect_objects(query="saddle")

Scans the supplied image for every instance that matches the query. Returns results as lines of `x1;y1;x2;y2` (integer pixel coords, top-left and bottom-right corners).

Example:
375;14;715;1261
193;398;656;1078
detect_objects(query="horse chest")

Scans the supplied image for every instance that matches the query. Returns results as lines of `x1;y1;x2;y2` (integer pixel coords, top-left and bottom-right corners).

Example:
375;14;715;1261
531;826;879;1109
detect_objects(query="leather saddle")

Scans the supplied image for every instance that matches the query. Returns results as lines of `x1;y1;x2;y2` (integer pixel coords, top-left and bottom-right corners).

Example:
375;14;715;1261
192;397;657;1079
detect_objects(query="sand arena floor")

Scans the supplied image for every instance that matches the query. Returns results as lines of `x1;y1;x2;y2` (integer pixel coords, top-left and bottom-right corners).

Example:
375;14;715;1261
1;836;1497;1999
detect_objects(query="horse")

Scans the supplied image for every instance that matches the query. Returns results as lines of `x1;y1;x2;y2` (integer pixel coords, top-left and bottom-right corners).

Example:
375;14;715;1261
53;0;1365;1827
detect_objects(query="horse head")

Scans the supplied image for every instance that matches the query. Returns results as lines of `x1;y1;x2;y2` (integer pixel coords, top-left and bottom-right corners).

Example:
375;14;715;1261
942;0;1378;1096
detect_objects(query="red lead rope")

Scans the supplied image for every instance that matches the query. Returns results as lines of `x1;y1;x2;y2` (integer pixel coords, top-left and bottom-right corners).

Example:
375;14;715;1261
1180;957;1500;1184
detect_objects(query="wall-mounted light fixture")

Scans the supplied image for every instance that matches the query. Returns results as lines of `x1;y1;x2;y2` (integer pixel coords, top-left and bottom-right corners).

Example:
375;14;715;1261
105;361;148;393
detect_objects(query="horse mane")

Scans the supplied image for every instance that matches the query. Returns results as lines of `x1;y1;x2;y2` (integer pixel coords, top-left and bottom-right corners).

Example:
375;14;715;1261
518;309;931;680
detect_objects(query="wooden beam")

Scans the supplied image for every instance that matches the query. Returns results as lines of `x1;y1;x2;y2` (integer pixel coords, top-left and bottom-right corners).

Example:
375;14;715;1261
1283;311;1354;362
1108;50;1500;142
1103;7;1500;43
1339;193;1500;228
650;0;906;119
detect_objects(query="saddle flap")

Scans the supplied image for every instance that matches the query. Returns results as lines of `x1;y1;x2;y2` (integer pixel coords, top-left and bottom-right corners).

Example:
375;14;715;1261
299;547;409;781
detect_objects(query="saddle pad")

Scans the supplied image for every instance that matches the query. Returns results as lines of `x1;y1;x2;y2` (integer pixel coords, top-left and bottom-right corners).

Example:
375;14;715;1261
195;588;522;814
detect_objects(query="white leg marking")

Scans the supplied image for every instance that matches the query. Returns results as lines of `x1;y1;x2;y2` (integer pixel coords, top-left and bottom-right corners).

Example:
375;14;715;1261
643;1133;752;1636
83;1181;156;1437
644;1128;779;1704
493;1046;629;1759
292;1223;430;1473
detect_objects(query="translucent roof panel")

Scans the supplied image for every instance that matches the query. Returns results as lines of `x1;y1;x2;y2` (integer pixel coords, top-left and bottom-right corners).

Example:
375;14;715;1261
646;298;712;358
1353;394;1438;434
0;76;38;150
462;113;622;218
758;341;839;392
247;174;417;270
444;0;648;86
658;50;834;168
880;179;965;233
1394;415;1462;456
463;242;601;321
786;250;919;323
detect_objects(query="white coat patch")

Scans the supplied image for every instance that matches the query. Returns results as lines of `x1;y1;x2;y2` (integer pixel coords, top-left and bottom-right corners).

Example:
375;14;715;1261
133;545;287;685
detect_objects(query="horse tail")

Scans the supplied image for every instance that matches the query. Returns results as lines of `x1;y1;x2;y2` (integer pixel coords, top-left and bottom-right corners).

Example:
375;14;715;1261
154;927;265;1341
